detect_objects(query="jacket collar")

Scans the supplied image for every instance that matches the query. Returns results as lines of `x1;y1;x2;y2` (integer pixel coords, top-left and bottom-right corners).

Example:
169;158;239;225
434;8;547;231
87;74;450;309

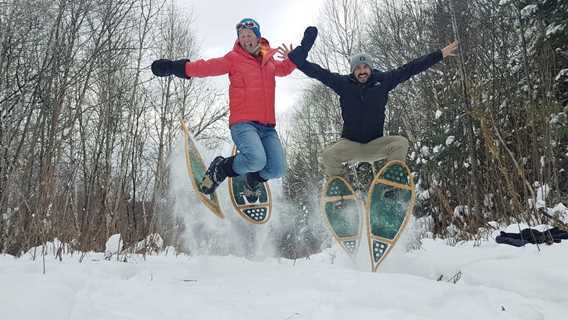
233;38;276;65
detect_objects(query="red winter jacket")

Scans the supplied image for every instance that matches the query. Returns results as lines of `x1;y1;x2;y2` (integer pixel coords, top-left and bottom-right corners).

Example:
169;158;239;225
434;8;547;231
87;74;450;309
184;38;296;126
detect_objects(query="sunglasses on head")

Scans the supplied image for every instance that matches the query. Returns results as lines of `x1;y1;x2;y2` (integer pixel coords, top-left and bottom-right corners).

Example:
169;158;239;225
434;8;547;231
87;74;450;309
236;21;258;29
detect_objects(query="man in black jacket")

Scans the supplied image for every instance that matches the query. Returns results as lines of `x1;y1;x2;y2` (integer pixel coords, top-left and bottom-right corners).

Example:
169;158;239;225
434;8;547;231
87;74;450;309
289;27;458;177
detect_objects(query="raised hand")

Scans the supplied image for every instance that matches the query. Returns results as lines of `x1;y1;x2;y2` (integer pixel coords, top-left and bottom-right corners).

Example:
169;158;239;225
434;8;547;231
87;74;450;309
277;43;293;60
288;26;319;66
442;40;459;58
300;26;318;51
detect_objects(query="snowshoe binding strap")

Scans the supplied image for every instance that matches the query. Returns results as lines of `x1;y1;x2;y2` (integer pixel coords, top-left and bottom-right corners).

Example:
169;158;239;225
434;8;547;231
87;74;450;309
200;156;227;194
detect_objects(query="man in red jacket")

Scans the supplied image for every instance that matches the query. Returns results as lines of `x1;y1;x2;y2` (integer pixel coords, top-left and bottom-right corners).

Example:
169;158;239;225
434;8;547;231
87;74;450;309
152;18;313;196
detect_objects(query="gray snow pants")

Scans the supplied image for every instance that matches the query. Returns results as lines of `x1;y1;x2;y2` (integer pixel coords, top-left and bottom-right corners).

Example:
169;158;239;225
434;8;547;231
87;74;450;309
321;135;409;176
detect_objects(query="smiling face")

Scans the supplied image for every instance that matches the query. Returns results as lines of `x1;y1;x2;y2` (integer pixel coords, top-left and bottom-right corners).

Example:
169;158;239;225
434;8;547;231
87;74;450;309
353;64;372;83
238;28;259;53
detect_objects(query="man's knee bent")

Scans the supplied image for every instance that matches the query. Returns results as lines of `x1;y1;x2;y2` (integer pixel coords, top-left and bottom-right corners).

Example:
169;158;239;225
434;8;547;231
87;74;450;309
321;148;338;165
389;136;409;161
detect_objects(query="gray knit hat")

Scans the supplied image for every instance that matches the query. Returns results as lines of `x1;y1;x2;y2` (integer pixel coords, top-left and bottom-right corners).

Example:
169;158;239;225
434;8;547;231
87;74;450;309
350;53;373;73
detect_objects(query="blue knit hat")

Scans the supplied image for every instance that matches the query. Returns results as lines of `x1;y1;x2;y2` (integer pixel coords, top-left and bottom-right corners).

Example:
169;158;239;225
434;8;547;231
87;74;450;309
236;18;261;38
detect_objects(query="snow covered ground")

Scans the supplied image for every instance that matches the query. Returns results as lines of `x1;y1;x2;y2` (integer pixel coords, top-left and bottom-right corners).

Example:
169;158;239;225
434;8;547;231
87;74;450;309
2;136;566;319
1;233;567;320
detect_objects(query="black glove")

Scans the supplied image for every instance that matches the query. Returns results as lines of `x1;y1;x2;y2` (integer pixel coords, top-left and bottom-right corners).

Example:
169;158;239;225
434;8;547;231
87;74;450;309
300;26;318;52
288;26;318;67
151;59;191;79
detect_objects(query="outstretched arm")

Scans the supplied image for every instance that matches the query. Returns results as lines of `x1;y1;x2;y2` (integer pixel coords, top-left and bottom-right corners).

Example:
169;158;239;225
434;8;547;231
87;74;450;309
151;54;231;79
288;26;344;93
151;59;190;79
297;61;344;94
184;55;231;77
383;40;459;91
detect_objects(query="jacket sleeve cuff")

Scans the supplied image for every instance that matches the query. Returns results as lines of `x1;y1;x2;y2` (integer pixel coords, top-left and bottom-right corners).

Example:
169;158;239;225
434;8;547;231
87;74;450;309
172;59;191;79
288;47;308;68
435;49;443;62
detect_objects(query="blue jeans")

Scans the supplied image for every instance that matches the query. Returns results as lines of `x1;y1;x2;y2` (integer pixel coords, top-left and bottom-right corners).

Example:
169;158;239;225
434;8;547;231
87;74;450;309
230;122;286;180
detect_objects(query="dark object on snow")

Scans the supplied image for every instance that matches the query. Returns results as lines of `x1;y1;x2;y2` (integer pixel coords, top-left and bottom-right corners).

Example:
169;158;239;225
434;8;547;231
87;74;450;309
437;270;463;284
495;227;568;247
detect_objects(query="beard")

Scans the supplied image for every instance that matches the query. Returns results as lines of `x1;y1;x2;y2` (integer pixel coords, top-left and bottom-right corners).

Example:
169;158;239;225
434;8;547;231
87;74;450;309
357;73;369;83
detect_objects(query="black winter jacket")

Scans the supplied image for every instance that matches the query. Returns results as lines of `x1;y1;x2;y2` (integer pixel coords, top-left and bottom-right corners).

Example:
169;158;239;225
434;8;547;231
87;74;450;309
294;51;443;143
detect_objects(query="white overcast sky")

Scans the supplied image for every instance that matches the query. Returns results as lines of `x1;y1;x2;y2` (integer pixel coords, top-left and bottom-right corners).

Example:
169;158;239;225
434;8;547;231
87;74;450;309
176;0;326;117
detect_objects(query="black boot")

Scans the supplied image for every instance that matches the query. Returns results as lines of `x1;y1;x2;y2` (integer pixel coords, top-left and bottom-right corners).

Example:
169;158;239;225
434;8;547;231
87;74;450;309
200;156;237;195
243;172;266;203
